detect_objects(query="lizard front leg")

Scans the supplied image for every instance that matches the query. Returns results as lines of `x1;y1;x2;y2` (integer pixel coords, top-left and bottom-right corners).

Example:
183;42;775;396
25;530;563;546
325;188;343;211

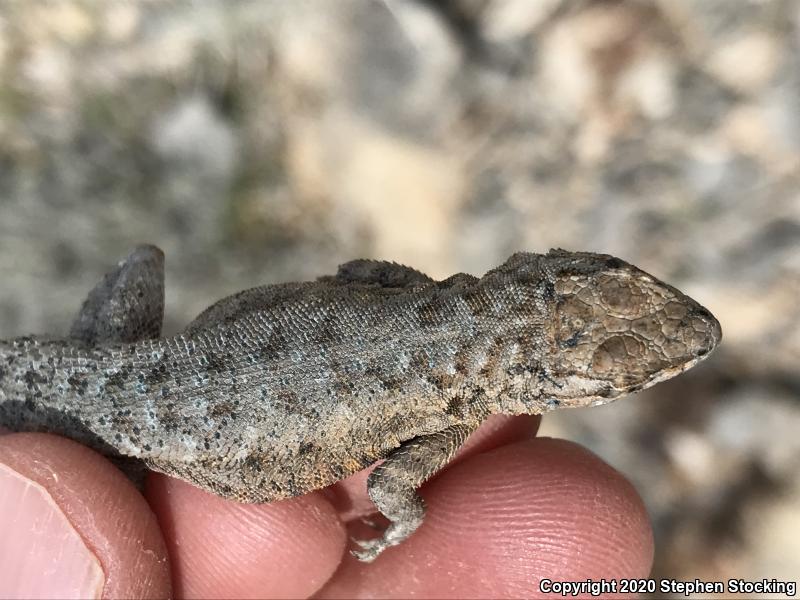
353;421;480;562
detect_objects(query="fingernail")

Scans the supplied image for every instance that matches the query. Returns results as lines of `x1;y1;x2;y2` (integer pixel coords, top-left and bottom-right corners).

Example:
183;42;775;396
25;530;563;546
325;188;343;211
0;464;105;599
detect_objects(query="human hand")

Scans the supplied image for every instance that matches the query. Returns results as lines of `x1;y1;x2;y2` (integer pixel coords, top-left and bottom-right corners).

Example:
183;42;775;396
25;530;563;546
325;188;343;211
0;415;653;598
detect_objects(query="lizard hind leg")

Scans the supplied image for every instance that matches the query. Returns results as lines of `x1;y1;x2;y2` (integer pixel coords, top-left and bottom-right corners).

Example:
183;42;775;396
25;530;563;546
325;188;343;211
67;244;165;486
352;422;479;562
69;244;165;345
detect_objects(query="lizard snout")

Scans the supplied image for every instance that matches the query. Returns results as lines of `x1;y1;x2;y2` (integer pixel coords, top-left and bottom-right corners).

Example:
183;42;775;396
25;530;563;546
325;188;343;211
685;304;722;359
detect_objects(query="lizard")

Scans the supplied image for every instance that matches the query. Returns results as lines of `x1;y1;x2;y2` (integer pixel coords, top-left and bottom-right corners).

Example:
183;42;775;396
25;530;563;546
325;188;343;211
0;245;721;561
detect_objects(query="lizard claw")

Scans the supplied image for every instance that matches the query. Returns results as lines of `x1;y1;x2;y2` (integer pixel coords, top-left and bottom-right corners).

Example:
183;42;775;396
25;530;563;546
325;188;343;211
349;536;389;563
359;515;383;530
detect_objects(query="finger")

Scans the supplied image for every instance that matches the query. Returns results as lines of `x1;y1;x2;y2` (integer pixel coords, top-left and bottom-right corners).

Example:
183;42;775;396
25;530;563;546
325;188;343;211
146;473;346;599
0;433;171;599
321;438;654;598
329;414;540;521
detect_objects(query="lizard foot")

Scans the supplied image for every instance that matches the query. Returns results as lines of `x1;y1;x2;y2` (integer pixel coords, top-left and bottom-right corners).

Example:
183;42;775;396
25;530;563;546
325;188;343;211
350;535;393;563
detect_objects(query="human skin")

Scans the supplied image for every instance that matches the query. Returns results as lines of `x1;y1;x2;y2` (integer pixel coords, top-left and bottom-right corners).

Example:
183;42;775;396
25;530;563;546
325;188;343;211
0;414;653;599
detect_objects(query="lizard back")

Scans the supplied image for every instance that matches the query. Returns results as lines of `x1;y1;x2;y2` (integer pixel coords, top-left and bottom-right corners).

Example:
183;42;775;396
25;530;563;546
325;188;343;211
0;273;548;500
0;250;721;503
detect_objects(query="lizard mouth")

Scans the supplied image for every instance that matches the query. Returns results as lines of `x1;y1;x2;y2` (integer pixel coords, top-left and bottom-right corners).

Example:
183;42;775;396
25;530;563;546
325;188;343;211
646;349;714;387
624;346;717;396
597;335;721;400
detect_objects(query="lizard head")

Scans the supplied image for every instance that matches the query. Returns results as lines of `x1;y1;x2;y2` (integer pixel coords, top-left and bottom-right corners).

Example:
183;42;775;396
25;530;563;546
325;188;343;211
503;250;721;408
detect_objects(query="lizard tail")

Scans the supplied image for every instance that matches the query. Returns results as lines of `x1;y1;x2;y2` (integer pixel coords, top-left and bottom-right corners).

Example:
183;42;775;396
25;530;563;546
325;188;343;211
0;337;122;455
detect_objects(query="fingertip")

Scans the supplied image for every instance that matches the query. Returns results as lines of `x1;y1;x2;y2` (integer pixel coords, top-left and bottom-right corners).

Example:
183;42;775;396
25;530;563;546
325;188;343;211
0;433;171;599
147;473;346;598
438;438;654;588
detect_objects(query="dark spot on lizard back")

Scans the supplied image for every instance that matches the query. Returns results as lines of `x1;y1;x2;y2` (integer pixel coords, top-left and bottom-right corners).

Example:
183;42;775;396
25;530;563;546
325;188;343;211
541;280;556;303
310;312;342;347
243;454;263;473
425;373;446;391
426;371;457;392
415;296;445;327
462;287;494;317
297;441;315;457
104;368;131;390
209;400;234;418
155;404;181;433
67;374;89;395
23;370;48;390
331;372;355;396
257;330;292;362
199;351;228;375
409;349;433;373
365;364;404;390
453;348;472;376
444;394;468;417
146;361;170;385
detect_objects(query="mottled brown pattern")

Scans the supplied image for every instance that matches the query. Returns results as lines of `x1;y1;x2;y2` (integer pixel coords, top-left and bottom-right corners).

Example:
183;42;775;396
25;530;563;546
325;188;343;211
0;246;721;561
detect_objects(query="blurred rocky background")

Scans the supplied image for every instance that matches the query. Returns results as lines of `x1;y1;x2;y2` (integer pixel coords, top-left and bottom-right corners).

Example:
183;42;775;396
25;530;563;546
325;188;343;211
0;0;798;595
